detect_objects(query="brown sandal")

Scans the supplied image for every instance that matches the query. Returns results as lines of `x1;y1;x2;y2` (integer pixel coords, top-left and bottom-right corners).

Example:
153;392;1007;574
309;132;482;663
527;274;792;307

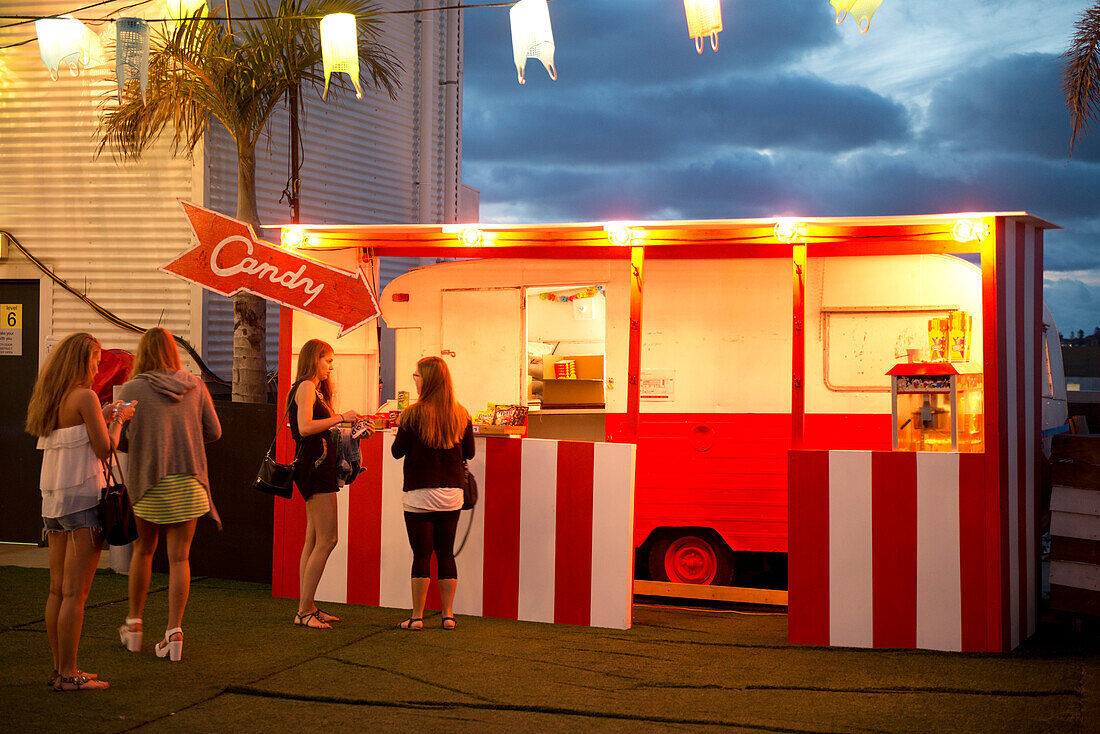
47;669;97;688
54;673;108;691
397;617;423;631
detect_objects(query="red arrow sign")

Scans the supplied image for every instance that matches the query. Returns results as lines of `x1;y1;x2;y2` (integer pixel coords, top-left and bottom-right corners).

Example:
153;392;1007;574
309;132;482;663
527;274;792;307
163;201;379;337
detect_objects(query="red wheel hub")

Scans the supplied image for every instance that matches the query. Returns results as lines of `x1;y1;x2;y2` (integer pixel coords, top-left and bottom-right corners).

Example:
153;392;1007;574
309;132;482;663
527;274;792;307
664;536;717;584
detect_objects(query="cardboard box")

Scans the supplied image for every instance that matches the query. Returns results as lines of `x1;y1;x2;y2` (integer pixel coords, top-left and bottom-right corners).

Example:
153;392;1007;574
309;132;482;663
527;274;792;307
541;355;605;407
472;424;527;437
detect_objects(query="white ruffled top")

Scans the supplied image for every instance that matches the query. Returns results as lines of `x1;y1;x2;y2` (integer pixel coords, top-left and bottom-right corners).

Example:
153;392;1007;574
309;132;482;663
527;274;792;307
37;424;105;519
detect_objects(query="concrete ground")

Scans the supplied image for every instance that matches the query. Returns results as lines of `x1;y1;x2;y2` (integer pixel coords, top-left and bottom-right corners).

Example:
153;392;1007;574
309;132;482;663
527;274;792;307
1;545;1096;733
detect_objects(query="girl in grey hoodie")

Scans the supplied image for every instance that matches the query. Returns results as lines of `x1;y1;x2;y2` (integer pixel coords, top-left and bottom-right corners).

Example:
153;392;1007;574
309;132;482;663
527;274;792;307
116;328;221;662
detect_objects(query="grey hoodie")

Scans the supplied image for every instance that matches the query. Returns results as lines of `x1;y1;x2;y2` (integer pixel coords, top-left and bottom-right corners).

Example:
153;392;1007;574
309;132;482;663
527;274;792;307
118;370;222;525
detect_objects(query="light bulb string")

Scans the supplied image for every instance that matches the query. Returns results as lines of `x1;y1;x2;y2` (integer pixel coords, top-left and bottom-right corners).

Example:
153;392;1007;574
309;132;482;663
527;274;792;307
0;0;547;29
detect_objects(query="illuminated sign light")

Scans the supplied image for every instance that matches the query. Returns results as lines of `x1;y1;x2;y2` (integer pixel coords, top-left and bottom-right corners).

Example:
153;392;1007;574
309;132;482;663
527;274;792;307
604;223;637;246
459;228;484;247
951;219;988;243
281;227;305;248
774;218;806;243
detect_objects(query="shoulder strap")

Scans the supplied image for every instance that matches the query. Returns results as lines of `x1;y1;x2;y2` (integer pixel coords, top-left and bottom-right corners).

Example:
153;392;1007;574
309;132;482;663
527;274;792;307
265;385;304;461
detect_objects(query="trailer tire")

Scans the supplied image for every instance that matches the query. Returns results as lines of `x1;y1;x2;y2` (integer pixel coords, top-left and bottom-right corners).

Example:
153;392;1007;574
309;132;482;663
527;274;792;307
648;532;732;586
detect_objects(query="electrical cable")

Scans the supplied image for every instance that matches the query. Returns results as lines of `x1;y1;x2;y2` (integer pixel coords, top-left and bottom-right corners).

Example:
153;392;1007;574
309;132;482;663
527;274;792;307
0;0;543;48
1;229;230;387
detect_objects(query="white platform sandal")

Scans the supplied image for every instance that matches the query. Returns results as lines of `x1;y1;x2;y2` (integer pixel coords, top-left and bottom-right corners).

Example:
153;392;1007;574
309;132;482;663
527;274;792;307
119;618;142;653
155;627;183;662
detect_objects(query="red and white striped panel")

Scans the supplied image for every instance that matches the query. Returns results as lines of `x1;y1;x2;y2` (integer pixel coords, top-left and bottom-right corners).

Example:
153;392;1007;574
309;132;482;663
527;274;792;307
789;450;989;651
272;435;637;630
989;218;1043;651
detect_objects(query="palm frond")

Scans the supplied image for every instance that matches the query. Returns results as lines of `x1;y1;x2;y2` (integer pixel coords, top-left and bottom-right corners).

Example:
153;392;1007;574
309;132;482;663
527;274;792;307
1064;2;1100;156
97;0;402;159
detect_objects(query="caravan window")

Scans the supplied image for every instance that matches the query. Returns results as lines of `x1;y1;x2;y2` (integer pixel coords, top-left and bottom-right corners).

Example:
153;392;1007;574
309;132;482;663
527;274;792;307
822;309;955;392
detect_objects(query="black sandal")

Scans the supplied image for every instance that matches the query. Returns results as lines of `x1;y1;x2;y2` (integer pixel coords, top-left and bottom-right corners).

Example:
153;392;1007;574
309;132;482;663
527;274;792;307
397;617;423;631
294;610;331;629
314;607;340;623
442;616;456;630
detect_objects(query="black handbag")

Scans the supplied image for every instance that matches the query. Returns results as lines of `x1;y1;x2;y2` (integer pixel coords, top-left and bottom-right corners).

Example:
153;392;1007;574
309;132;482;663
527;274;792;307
98;451;138;546
252;398;301;499
461;459;478;510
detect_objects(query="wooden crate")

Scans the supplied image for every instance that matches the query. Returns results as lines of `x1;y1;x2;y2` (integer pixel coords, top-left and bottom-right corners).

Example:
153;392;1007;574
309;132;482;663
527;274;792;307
1048;434;1100;617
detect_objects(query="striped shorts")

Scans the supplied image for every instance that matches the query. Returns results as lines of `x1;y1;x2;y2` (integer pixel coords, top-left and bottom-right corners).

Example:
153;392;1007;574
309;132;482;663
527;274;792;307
133;474;209;525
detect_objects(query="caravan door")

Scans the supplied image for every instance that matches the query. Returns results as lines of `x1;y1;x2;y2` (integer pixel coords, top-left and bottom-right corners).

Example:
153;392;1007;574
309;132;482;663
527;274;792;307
441;288;524;413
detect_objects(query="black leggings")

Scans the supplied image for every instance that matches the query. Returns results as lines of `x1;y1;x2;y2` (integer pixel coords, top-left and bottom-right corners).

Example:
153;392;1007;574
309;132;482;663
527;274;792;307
403;510;460;579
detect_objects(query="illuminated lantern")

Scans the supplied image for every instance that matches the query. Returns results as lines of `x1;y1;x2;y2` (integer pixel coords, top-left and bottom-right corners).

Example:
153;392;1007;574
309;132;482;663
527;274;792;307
116;18;150;104
830;0;882;34
684;0;722;54
509;0;556;85
165;0;206;20
164;0;207;32
320;13;362;100
35;15;96;80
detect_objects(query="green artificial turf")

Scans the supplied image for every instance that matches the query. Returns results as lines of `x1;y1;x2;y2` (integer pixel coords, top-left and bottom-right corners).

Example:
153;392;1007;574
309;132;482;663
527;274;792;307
0;566;1096;733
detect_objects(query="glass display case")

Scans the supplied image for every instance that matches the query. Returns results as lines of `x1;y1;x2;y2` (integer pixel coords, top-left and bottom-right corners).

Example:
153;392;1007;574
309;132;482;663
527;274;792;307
887;362;983;452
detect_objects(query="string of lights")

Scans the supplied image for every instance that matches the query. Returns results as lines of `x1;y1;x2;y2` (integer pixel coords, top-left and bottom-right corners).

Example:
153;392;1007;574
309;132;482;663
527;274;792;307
0;0;543;48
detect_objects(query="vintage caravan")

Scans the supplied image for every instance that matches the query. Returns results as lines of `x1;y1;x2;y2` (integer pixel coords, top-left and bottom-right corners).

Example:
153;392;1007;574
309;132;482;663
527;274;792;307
377;247;1065;587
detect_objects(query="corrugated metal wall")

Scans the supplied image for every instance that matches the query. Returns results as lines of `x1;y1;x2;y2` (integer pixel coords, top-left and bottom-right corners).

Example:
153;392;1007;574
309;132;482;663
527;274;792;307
0;1;202;365
0;2;462;385
201;0;464;379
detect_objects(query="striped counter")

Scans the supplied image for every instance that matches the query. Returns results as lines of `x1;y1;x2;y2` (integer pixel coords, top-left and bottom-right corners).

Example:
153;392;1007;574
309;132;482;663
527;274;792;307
272;435;637;629
788;449;1038;653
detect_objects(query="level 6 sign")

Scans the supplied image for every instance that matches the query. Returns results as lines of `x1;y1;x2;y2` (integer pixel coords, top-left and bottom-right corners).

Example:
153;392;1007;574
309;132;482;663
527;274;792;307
164;201;379;336
0;304;21;356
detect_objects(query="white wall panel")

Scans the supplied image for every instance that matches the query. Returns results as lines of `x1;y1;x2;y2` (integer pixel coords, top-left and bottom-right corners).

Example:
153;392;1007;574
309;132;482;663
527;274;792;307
0;2;200;368
1;2;462;385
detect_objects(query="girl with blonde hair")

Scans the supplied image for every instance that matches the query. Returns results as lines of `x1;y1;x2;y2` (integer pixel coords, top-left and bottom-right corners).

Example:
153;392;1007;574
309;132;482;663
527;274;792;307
391;356;474;630
26;332;134;691
289;339;363;629
116;327;221;662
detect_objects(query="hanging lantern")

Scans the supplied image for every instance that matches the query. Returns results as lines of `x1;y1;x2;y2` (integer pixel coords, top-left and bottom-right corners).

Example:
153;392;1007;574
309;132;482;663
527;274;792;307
164;0;207;32
684;0;722;54
35;15;94;80
509;0;556;85
165;0;206;21
830;0;882;34
116;18;150;105
320;13;362;100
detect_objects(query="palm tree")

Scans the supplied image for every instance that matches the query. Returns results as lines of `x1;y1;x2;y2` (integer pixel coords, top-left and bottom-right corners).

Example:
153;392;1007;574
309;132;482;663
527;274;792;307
1064;1;1100;155
97;0;400;402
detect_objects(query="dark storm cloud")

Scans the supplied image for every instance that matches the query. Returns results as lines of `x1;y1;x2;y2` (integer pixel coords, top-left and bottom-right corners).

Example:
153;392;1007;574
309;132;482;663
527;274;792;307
923;52;1100;162
464;75;910;164
458;3;1100;334
1045;278;1100;335
463;0;838;93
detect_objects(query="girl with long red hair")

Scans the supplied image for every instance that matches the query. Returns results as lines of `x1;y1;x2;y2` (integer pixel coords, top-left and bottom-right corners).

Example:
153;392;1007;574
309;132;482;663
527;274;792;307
391;356;474;630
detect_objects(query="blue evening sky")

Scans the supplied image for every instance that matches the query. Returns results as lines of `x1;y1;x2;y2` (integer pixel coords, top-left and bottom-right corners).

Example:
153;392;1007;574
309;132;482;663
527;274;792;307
460;0;1100;337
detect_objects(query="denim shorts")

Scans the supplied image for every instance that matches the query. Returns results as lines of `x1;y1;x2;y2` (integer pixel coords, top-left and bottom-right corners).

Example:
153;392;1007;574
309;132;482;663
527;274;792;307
42;506;101;537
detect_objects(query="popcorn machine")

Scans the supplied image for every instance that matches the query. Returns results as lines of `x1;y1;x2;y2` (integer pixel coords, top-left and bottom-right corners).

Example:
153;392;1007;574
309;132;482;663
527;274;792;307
887;362;983;452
